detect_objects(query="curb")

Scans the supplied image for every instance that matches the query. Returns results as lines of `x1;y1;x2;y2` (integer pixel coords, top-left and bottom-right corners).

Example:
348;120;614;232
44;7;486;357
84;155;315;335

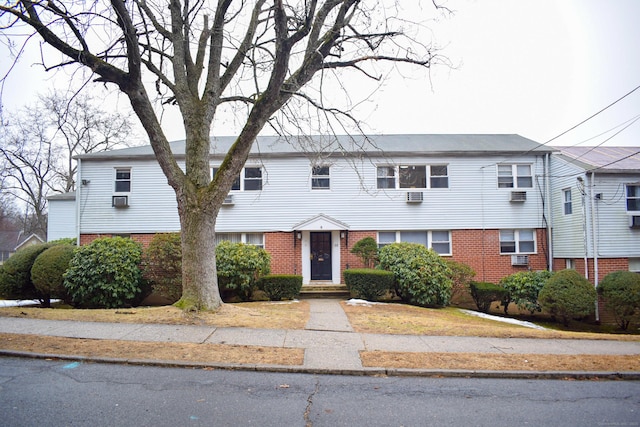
2;350;639;381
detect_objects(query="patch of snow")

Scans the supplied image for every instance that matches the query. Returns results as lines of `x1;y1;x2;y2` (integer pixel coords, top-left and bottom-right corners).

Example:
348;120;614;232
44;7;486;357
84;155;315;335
346;298;385;307
0;299;60;307
459;309;547;330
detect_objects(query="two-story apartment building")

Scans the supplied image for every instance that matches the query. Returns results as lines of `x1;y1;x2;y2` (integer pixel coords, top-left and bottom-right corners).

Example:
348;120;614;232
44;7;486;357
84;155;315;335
50;134;555;285
550;146;640;284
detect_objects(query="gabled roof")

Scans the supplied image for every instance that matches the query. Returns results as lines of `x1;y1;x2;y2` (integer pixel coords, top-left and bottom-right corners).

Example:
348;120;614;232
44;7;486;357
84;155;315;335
292;214;350;231
0;230;21;252
553;146;640;174
76;134;553;161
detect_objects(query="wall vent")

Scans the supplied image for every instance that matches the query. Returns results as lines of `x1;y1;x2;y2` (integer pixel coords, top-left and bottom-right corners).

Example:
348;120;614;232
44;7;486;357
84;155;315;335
406;191;423;203
629;215;640;228
222;195;234;206
511;255;529;266
112;196;129;208
510;191;527;202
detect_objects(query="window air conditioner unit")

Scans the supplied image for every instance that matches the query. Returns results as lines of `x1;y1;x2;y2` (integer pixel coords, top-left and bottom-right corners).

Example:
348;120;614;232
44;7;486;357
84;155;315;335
406;191;423;203
222;195;234;205
510;191;527;202
629;215;640;229
112;195;129;208
511;255;529;266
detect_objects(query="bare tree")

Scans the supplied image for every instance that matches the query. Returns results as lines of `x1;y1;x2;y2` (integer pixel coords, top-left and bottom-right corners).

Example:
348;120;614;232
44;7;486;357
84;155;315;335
0;91;135;237
0;1;445;310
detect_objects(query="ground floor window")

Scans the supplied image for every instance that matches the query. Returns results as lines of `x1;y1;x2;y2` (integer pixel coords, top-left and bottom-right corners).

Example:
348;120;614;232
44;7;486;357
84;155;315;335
215;232;264;248
499;229;535;254
377;230;452;255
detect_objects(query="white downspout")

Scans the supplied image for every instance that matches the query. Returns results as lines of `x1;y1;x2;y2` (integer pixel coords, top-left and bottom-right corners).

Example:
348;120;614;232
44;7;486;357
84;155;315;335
76;158;82;245
588;172;600;322
545;153;553;271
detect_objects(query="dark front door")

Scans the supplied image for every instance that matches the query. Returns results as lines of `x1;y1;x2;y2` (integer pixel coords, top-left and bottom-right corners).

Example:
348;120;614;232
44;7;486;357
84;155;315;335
310;232;332;281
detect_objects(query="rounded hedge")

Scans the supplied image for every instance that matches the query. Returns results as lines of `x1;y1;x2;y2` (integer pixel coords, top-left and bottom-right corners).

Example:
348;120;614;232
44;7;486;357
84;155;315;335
378;242;452;307
0;243;51;302
598;270;640;330
538;269;596;326
343;268;394;301
216;241;271;301
499;270;552;315
63;236;144;308
31;244;76;306
141;233;182;303
469;281;508;313
258;274;302;301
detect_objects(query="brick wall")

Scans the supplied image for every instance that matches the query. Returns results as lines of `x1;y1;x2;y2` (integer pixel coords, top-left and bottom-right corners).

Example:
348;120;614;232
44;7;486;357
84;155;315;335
265;232;301;275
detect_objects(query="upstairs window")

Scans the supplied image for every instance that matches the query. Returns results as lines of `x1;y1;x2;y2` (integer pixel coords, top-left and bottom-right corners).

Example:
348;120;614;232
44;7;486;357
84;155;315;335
627;184;640;211
114;168;131;192
211;167;261;191
244;167;262;191
500;229;536;254
311;166;330;189
563;189;573;215
430;165;449;188
498;164;532;188
399;165;427;188
376;166;395;189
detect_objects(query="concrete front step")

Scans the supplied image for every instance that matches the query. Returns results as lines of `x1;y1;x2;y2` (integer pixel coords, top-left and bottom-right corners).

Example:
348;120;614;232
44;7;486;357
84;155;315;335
300;284;350;299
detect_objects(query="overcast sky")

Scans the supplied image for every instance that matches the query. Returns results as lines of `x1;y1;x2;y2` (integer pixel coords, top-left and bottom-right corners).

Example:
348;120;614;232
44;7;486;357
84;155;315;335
1;0;639;147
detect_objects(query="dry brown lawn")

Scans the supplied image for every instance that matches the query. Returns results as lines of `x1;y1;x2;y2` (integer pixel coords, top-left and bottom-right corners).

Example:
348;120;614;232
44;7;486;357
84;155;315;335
1;300;639;372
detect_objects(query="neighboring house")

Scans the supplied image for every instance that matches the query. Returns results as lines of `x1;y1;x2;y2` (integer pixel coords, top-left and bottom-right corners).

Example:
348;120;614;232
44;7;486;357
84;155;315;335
550;146;640;283
0;231;45;264
57;134;554;285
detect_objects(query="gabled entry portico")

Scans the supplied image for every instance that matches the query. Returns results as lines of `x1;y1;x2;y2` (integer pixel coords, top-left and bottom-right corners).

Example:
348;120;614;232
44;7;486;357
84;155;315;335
292;214;350;285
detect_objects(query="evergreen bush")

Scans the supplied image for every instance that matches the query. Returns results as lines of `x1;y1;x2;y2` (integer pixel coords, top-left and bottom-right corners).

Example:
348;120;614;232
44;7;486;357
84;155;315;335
258;274;302;301
378;242;452;307
141;233;182;303
31;244;76;306
350;237;379;268
598;270;640;330
0;243;51;303
538;269;597;326
216;241;271;301
469;281;508;313
499;270;552;314
63;236;144;308
445;259;476;302
343;268;394;301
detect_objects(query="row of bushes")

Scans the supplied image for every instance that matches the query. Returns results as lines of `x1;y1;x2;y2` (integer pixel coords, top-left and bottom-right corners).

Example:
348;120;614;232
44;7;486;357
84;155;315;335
0;235;302;309
470;270;640;329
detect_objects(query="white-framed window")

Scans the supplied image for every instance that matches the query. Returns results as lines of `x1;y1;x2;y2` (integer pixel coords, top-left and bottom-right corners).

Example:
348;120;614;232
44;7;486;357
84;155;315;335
627;184;640;211
565;259;576;270
215;232;264;248
563;188;573;215
311;165;330;189
497;164;532;189
114;168;131;193
377;165;449;189
377;231;452;255
211;167;261;191
499;229;536;254
629;258;640;273
377;166;396;189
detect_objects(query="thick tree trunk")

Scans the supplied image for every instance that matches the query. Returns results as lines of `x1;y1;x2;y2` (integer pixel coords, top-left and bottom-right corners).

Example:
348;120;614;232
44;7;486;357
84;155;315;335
175;189;223;311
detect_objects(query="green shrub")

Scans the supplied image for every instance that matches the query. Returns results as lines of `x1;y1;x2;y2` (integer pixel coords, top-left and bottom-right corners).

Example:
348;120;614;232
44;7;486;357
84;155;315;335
31;244;76;306
469;281;508;313
378;242;452;307
258;275;302;301
538;269;597;326
350;237;379;268
63;236;144;308
344;268;395;301
0;243;51;303
141;233;182;303
499;270;552;314
445;260;476;302
598;271;640;330
216;241;271;301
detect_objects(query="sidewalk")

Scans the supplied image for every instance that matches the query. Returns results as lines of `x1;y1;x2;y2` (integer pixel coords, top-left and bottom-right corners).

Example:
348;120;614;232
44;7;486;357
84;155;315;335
1;299;639;379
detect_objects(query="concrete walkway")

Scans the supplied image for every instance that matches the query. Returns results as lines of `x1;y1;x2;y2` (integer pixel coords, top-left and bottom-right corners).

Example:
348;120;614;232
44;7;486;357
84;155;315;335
1;299;639;378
